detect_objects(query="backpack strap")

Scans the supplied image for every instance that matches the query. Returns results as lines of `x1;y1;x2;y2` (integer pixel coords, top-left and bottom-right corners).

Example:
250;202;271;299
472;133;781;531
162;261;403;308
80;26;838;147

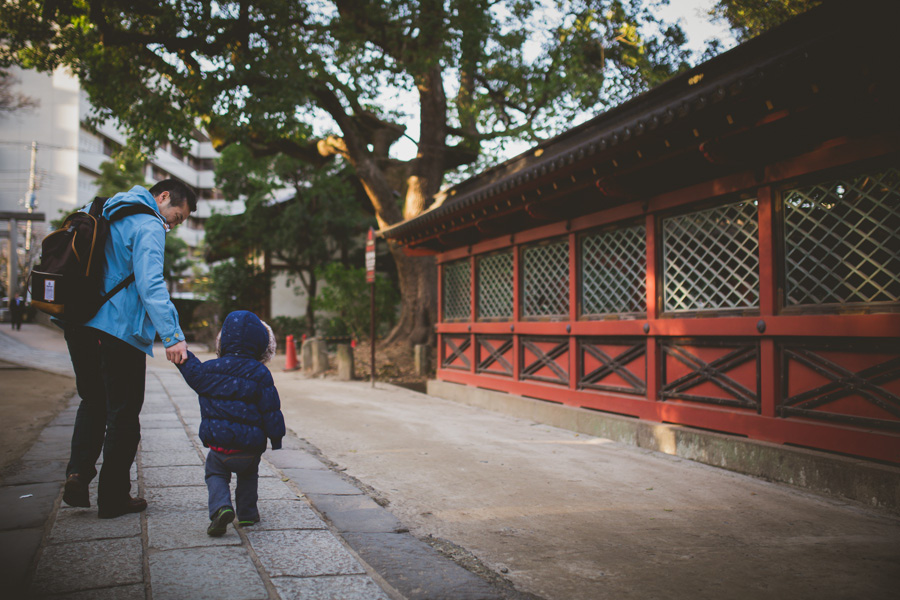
88;196;108;217
99;200;165;305
109;202;161;222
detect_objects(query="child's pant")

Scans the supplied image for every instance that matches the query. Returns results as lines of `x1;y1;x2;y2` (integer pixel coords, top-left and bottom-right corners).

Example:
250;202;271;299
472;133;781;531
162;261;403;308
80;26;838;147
205;449;261;521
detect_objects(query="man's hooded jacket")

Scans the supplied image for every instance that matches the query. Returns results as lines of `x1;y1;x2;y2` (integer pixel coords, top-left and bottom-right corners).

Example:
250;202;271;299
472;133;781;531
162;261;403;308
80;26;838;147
177;311;285;453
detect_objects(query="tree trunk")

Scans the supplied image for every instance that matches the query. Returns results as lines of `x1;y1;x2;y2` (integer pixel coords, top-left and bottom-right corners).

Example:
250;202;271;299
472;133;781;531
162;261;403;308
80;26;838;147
305;270;317;336
384;241;437;347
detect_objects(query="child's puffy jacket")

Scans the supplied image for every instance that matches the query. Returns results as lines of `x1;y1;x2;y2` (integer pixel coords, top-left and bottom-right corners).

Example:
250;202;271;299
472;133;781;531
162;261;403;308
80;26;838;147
177;311;285;453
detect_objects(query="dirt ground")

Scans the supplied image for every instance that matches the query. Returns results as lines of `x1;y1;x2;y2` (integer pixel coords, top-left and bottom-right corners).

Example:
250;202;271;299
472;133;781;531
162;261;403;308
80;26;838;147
0;360;75;474
332;339;431;392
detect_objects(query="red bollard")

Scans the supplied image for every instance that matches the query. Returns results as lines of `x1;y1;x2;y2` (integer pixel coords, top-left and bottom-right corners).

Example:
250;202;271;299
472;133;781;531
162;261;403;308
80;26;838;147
284;334;299;371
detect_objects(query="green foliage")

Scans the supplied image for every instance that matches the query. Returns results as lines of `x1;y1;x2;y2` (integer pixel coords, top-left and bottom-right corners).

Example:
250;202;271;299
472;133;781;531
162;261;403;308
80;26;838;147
163;235;192;283
268;316;308;349
0;1;693;167
94;147;146;198
711;0;822;42
207;259;270;321
314;263;399;341
207;143;370;333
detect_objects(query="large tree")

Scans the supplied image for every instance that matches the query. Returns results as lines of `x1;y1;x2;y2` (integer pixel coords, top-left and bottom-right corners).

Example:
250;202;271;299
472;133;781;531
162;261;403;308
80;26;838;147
0;0;691;344
710;0;821;42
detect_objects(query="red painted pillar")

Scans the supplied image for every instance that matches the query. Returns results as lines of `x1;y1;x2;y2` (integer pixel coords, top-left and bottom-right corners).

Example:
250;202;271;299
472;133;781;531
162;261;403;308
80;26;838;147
757;187;779;418
645;213;659;402
512;239;521;382
569;232;578;391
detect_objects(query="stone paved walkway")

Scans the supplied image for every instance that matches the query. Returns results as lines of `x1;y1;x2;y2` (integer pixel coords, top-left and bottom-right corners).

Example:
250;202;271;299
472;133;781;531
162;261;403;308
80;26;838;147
1;327;506;600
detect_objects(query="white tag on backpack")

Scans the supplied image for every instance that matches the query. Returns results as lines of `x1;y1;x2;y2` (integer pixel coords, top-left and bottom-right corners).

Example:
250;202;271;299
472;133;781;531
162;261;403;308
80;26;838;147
44;280;55;302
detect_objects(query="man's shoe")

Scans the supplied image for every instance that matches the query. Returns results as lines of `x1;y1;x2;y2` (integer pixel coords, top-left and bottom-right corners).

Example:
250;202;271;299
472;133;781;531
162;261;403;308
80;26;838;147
98;496;147;519
208;507;235;537
238;516;260;527
63;474;90;508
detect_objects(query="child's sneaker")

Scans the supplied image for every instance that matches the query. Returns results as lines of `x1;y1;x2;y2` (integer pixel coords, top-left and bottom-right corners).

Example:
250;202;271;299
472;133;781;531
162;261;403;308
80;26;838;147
238;516;260;527
207;507;235;537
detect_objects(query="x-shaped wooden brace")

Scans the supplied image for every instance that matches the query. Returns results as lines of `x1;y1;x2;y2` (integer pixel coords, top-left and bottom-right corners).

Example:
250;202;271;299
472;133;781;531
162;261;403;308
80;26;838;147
661;343;758;409
442;336;471;370
782;348;900;420
521;339;569;385
581;341;646;394
477;337;513;375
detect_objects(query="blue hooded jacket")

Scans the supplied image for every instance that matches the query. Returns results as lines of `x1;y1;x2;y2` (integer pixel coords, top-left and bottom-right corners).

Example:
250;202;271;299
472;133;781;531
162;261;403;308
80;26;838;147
177;311;285;453
82;186;185;355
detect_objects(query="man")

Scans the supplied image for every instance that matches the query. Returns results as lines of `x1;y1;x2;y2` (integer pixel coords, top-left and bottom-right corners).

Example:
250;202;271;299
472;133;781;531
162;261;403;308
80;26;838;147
62;179;196;519
10;294;25;330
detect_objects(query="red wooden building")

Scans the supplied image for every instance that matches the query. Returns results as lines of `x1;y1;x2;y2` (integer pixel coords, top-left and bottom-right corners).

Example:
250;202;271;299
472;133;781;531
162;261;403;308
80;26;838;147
383;3;900;465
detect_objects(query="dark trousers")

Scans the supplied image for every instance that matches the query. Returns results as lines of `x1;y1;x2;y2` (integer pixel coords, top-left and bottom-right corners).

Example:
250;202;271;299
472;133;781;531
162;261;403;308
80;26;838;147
65;324;146;509
205;449;261;521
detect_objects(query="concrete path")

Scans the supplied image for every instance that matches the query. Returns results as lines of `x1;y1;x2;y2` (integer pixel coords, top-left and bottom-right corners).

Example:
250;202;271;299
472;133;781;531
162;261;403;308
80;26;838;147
0;325;507;599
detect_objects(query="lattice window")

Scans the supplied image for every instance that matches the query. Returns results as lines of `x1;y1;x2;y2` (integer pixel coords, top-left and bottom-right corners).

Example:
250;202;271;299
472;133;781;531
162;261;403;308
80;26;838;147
784;167;900;307
442;259;471;321
522;239;569;318
582;224;647;316
663;200;759;312
477;252;514;320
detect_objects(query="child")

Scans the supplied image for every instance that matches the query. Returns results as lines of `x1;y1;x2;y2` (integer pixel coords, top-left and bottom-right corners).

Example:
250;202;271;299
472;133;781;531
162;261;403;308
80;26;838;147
176;310;286;536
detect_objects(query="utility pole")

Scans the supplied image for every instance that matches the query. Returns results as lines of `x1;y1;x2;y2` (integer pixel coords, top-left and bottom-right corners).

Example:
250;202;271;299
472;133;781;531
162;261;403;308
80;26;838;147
25;141;37;251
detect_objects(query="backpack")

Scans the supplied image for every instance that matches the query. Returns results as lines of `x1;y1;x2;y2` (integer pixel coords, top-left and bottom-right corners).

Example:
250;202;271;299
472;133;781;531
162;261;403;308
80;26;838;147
30;196;159;323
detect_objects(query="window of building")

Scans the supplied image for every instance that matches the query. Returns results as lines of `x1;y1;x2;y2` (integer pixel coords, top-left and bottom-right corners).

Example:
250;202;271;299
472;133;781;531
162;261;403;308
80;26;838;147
662;199;759;313
522;238;569;319
477;251;513;320
581;222;646;317
442;259;471;321
783;166;900;308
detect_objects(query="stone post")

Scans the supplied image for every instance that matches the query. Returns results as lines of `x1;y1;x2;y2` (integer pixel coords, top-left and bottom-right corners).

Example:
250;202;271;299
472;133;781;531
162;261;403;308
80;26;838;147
311;338;329;376
301;338;314;376
414;344;431;377
336;343;354;380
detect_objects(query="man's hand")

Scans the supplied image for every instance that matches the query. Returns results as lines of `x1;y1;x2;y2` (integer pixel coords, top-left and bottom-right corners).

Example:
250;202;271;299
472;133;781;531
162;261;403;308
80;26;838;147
166;340;188;365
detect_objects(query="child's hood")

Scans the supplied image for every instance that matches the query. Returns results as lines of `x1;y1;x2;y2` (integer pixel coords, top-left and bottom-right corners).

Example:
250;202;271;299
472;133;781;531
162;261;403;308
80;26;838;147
218;310;270;359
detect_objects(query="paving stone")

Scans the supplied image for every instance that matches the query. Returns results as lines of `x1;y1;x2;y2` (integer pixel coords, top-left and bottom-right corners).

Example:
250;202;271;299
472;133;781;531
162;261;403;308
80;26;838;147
146;485;209;513
46;584;146;600
257;476;300;500
52;408;78;426
251;499;328;531
0;481;60;530
0;458;67;485
31;537;143;596
281;467;364;495
265;449;329;470
305;493;405;534
344;532;504;600
140;449;203;467
150;547;267;600
0;528;43;599
143;465;206;488
147;509;242;549
271;575;391;600
141;428;191;442
246;529;367;577
140;413;181;424
258;462;279;478
19;439;69;461
49;507;140;542
139;436;195;452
